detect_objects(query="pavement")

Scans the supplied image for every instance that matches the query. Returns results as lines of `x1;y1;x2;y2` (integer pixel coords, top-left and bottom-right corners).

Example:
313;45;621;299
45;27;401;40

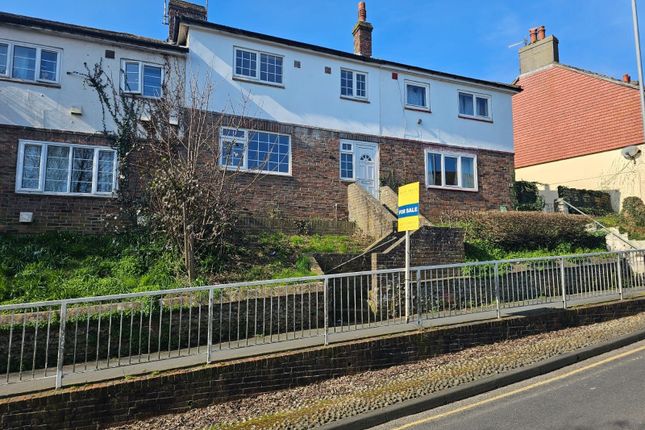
370;339;645;430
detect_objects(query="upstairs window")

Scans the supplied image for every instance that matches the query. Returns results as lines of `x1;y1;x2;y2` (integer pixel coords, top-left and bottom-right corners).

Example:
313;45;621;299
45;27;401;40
459;91;492;121
16;140;117;196
234;47;283;85
425;150;477;191
405;81;430;110
122;60;163;98
0;40;61;83
219;128;291;175
340;69;368;100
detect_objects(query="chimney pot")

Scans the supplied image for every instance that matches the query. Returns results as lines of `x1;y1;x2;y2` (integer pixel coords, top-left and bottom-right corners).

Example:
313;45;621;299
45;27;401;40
529;28;538;44
537;25;546;41
358;1;367;22
353;1;373;57
624;74;632;83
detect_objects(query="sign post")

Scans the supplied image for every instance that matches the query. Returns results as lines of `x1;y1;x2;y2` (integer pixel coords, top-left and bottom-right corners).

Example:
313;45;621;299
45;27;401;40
397;182;420;323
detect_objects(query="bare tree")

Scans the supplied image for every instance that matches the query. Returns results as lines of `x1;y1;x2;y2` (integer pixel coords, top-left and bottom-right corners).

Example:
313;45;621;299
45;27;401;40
80;61;269;282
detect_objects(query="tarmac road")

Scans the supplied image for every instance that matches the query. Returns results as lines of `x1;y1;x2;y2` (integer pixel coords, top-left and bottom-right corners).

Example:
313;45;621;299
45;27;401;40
371;339;645;430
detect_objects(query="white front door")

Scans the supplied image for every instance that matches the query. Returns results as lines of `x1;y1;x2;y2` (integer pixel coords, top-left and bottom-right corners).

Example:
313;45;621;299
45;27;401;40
355;143;379;198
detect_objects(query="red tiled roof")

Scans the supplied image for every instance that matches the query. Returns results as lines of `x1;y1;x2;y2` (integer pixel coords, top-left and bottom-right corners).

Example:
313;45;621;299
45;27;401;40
513;64;644;168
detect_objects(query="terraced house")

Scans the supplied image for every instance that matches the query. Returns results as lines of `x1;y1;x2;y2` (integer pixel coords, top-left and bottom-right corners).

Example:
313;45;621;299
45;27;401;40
0;1;519;234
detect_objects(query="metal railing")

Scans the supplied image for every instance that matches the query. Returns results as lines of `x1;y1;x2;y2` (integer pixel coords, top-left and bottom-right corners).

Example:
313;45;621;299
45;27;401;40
1;248;645;392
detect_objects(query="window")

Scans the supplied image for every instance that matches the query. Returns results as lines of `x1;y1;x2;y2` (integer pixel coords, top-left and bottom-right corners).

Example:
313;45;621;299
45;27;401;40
425;150;477;191
16;140;117;196
0;40;61;83
405;81;430;110
234;47;283;85
121;60;163;98
340;69;368;100
340;142;354;180
459;91;492;120
219;128;291;175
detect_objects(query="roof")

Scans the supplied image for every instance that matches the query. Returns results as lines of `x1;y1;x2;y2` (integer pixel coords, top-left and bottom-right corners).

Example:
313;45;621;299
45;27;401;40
0;11;187;53
177;17;521;93
513;63;644;168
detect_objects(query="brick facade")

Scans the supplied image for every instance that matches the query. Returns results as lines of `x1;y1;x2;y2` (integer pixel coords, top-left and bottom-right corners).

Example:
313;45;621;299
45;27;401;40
0;117;514;234
1;297;643;429
0;125;126;234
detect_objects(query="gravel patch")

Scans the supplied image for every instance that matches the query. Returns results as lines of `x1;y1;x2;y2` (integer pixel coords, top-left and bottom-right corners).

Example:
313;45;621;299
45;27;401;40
113;312;645;430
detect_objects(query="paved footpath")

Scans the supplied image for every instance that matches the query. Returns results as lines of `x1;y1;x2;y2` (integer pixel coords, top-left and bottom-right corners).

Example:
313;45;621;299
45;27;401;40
372;339;645;430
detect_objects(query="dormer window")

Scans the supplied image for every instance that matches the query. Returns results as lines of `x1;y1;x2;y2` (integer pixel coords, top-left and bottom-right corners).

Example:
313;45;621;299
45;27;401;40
234;47;284;86
459;91;492;121
0;40;61;83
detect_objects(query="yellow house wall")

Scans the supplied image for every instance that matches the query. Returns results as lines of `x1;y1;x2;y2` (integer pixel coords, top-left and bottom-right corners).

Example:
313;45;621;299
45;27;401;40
515;145;645;211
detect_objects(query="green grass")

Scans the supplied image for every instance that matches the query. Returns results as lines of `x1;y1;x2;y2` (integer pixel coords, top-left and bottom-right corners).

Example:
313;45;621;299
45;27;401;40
0;232;367;304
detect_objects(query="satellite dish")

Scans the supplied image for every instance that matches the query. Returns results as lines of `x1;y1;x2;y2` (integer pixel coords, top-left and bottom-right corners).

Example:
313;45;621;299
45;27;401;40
622;146;642;163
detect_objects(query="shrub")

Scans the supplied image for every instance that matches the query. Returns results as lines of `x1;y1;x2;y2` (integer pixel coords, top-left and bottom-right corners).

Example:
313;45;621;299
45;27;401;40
558;186;613;216
443;211;604;251
510;181;545;211
621;196;645;227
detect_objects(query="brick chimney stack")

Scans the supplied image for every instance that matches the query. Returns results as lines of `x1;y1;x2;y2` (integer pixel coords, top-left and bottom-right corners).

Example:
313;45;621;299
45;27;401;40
353;2;373;57
519;25;559;74
623;74;632;83
168;0;207;43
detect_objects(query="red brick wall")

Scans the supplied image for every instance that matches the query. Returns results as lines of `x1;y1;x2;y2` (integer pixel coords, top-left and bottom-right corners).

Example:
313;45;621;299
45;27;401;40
0;125;123;234
0;119;514;234
514;64;644;168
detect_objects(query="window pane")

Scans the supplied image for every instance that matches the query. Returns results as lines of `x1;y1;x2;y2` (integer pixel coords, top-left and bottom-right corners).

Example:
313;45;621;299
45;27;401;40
341;142;352;152
459;93;474;116
461;157;475;189
341;69;353;97
407;84;426;107
39;50;58;81
97;150;115;192
70;147;94;193
124;62;140;92
427;152;442;186
222;128;245;138
476;97;489;118
12;46;36;81
235;49;257;78
341;153;353;179
248;132;289;173
21;144;42;189
220;139;245;168
44;146;70;192
0;43;8;75
143;65;162;98
356;73;367;98
445;156;458;186
260;53;282;84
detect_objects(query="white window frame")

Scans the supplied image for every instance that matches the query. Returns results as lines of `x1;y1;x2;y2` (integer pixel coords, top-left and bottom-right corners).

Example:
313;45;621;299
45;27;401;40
424;149;478;192
233;47;285;87
0;39;62;84
219;127;292;176
458;91;493;121
15;140;118;197
339;141;355;180
340;68;369;101
120;59;164;99
404;80;431;111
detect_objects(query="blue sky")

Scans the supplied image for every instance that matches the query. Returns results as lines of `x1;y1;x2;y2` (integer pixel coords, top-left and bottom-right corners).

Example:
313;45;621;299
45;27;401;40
0;0;640;83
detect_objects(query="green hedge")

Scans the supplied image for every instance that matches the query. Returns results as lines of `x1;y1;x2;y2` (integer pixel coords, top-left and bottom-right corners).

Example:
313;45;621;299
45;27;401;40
445;211;604;251
558;186;613;216
510;181;545;211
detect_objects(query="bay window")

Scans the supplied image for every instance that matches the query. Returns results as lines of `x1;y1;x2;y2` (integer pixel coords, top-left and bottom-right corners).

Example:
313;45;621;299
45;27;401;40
425;150;477;191
16;140;117;196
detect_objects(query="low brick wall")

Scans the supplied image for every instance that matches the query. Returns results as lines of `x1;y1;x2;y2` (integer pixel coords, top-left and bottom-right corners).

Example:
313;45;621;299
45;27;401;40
2;297;644;429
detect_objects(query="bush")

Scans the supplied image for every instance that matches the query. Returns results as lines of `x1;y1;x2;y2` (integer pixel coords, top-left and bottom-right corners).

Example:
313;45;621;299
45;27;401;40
558;186;613;216
443;211;604;251
510;181;545;212
621;196;645;227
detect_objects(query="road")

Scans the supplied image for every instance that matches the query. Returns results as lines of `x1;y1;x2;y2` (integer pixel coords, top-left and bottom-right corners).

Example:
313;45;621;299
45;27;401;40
371;339;645;430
